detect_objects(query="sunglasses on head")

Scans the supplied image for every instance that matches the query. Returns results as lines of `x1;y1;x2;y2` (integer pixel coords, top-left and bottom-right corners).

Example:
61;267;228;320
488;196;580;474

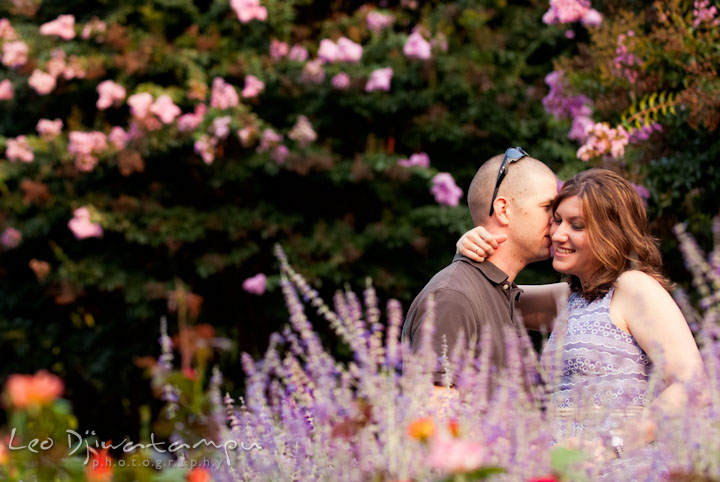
488;146;529;216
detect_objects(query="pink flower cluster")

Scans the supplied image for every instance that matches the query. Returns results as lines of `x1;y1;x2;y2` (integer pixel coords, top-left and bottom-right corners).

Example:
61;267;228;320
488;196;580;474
230;0;267;23
257;128;283;153
301;59;325;84
0;79;13;100
431;172;463;206
96;80;126;110
365;67;393;92
331;72;350;90
46;49;86;80
576;122;629;161
614;31;642;84
109;126;127;149
178;104;207;132
28;69;55;95
542;71;594;142
68;207;103;240
0;227;22;249
81;17;107;42
149;95;181;124
287;44;308;62
243;273;266;295
693;0;719;28
367;11;395;32
39;14;76;40
542;0;602;27
242;75;264;98
211;77;240;109
68;131;108;171
404;30;432;60
6;135;33;162
427;437;485;475
288;115;317;147
270;39;289;59
37;118;63;140
210;115;232;138
318;37;363;63
2;40;28;68
0;18;18;40
398;152;430;168
194;135;217;165
127;92;181;127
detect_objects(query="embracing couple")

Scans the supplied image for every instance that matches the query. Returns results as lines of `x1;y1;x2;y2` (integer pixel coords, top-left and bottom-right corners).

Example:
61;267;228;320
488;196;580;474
402;147;704;464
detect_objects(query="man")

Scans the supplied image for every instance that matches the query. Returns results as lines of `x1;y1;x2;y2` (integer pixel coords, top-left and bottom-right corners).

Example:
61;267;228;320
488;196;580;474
401;147;558;387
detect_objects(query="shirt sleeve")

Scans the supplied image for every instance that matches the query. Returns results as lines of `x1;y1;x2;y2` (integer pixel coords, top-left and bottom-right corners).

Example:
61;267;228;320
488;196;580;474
406;289;476;385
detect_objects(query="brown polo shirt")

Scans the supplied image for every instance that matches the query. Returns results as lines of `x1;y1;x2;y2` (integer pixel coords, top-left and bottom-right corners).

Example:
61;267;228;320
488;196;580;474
401;254;523;385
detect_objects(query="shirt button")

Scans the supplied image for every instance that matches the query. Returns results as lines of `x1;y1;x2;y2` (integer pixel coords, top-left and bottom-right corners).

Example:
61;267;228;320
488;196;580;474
503;284;510;290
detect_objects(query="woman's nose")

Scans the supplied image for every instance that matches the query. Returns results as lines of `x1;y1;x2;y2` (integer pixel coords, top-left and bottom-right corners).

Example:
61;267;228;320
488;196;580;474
551;223;567;241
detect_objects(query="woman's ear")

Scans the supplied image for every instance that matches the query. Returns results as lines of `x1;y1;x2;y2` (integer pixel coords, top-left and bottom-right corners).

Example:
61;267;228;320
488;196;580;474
492;196;511;226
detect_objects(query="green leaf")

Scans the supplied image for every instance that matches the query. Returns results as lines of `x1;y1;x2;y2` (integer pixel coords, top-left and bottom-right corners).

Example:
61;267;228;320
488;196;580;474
550;446;587;473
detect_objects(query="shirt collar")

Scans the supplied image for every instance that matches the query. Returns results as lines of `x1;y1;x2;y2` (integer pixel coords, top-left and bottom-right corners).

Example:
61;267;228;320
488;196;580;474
452;253;511;286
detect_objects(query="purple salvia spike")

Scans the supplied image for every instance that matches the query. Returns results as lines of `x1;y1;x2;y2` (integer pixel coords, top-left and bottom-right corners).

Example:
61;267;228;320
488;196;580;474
384;299;403;370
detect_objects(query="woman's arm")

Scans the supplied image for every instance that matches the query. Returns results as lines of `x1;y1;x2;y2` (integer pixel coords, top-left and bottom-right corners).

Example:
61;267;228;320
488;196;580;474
456;226;567;331
518;283;569;332
614;270;705;415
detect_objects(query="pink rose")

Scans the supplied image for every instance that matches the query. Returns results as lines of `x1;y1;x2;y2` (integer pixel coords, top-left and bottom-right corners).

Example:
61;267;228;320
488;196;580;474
403;31;432;60
243;273;266;295
230;0;267;23
581;8;603;27
331;72;351;90
287;44;308;62
241;75;264;98
127;92;154;118
257;128;283;152
398;152;430;168
6;136;33;163
39;14;76;40
0;18;18;41
365;67;393;92
2;41;28;68
109;127;128;150
210;77;239;109
431;172;463;206
150;94;181;124
427;438;485;474
68;207;103;239
68;131;108;172
96;80;126;110
0;227;22;249
0;79;14;100
36;118;63;140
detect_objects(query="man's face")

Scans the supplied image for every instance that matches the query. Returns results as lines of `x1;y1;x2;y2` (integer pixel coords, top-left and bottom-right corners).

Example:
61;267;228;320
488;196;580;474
510;172;558;264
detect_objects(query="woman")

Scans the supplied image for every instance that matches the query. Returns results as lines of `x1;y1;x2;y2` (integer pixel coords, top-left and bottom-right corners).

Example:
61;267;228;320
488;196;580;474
458;169;703;456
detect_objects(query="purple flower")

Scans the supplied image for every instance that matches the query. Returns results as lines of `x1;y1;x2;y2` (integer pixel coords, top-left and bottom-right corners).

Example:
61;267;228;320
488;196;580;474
271;145;289;164
331;72;351;90
631;182;651;202
243;273;267;295
403;31;432;60
431;172;463;206
398;152;430;168
1;227;22;249
288;44;309;62
365;67;393;92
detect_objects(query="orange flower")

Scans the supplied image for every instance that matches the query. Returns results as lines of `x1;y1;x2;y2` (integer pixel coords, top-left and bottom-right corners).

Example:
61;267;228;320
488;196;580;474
448;419;461;438
5;370;63;409
187;467;212;482
407;417;435;442
85;446;113;482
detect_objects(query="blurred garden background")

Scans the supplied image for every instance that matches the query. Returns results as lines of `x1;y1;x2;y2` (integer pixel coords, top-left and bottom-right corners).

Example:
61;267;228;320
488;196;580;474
1;0;719;479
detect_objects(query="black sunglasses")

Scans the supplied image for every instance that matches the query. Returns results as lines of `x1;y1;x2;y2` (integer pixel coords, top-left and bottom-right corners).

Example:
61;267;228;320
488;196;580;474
488;146;529;216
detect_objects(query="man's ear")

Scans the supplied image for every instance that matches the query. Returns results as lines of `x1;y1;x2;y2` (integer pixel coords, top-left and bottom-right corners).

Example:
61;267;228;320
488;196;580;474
492;196;511;226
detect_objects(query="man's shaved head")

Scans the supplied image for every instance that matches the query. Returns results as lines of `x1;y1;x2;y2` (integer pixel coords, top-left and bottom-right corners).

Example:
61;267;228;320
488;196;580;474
468;154;555;226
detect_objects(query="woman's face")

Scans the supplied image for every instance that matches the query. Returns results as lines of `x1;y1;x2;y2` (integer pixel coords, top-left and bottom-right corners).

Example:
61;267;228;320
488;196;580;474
550;195;599;285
